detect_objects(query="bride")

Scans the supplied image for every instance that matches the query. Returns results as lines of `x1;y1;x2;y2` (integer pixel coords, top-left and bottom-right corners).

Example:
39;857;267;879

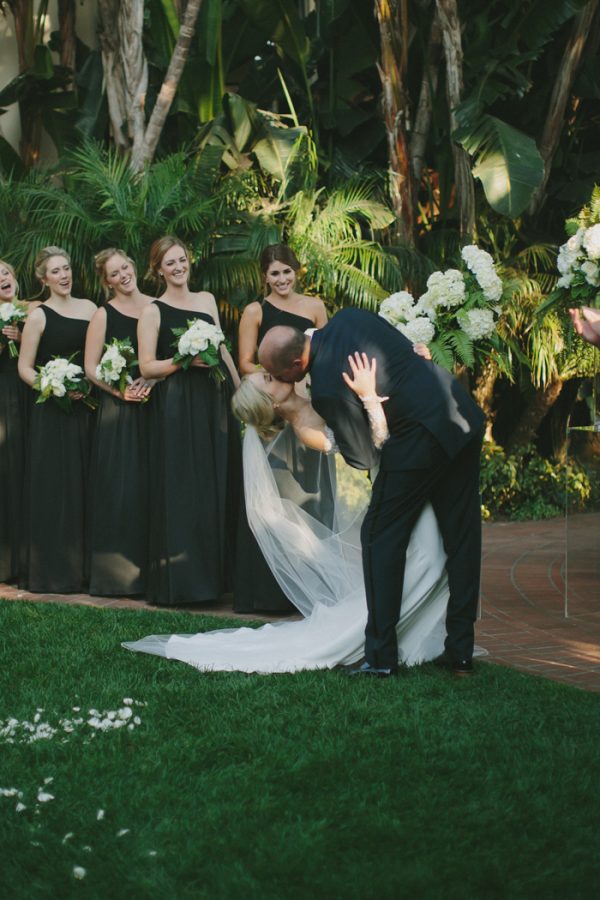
123;351;457;673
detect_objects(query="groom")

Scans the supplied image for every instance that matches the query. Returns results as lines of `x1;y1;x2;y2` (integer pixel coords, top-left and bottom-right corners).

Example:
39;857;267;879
258;307;485;678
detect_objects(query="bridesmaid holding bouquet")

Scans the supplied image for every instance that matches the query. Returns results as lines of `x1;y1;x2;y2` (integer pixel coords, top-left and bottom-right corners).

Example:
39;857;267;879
18;247;96;593
84;248;154;596
0;260;30;582
137;236;240;606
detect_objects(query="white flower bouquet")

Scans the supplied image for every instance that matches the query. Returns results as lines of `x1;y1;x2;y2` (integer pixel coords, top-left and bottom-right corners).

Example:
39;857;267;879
171;318;230;383
379;244;504;369
33;355;97;412
0;301;28;358
96;337;138;395
553;186;600;310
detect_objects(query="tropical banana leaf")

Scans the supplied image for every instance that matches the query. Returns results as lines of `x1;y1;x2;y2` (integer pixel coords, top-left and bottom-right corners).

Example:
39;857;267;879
454;115;544;217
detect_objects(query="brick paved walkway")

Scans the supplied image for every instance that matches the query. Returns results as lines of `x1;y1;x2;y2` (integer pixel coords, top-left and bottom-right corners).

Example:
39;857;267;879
478;512;600;693
2;512;599;691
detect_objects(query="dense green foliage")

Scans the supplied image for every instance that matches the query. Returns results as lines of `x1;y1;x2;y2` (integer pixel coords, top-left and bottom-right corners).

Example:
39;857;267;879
480;440;600;519
1;600;600;898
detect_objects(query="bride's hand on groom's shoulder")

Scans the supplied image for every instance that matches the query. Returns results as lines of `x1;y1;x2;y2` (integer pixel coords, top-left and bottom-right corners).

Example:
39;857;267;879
342;352;377;399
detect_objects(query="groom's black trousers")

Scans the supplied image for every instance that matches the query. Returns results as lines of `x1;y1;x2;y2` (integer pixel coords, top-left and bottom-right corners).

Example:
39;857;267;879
361;427;484;669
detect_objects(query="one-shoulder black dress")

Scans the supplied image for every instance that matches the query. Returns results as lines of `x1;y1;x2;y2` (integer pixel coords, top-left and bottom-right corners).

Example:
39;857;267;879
19;307;94;593
0;323;26;581
146;301;239;606
87;304;150;596
233;300;335;613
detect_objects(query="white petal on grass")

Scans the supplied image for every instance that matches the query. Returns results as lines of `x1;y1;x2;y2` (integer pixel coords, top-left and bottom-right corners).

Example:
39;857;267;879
96;809;105;821
72;867;86;880
43;777;54;785
37;792;55;803
15;802;26;813
117;829;130;837
62;833;74;844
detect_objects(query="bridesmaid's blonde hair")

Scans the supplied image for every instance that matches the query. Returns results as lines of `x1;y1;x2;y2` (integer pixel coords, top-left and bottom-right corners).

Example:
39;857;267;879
231;375;285;441
94;247;137;299
34;246;71;282
0;259;18;297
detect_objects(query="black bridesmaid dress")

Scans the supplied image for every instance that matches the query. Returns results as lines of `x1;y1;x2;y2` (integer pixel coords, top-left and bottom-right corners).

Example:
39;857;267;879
87;304;149;596
19;307;94;593
146;301;239;606
233;300;335;614
0;335;25;581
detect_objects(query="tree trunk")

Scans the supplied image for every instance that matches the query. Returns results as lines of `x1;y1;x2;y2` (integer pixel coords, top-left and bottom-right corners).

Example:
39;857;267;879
528;0;599;215
506;379;564;452
1;1;37;164
435;0;475;241
472;361;498;442
374;0;414;246
58;0;76;78
410;9;442;193
98;0;148;154
130;0;203;172
1;0;34;70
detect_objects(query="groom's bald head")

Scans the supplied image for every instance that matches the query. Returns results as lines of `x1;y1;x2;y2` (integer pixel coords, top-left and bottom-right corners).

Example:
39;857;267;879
258;326;309;382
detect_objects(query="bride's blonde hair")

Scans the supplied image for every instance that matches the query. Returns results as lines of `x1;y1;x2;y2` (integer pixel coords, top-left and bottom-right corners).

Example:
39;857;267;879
231;375;286;441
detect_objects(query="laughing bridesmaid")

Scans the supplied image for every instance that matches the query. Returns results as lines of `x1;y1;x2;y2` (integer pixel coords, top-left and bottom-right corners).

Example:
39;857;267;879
0;260;30;582
84;248;154;597
18;247;96;593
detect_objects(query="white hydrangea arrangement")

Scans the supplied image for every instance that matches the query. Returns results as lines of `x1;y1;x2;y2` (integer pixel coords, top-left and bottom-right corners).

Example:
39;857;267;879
554;186;600;309
379;244;504;369
171;317;229;383
0;300;27;357
33;355;97;411
96;337;138;395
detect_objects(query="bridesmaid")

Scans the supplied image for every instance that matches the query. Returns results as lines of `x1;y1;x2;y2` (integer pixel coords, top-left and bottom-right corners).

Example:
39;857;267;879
137;236;240;606
84;248;153;596
238;244;327;375
234;244;330;613
18;247;96;593
0;260;30;582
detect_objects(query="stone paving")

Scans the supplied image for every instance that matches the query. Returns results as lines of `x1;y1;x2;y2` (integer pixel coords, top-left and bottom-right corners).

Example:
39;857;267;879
2;512;599;692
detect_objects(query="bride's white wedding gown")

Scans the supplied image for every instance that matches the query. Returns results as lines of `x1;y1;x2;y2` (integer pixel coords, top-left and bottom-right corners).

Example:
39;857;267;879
123;428;451;673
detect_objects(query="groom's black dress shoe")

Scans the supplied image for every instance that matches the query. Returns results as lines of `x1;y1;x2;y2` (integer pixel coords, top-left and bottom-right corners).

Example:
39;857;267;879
347;662;398;678
433;653;474;677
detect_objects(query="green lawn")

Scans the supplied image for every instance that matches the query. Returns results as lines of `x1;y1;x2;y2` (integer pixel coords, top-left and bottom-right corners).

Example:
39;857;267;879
1;599;599;900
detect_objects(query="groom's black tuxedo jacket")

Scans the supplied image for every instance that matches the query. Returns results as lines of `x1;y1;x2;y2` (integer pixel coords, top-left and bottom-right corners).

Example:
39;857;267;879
308;307;484;471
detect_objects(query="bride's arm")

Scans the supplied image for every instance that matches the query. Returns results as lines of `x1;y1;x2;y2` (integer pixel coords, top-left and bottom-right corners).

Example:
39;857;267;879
342;353;389;449
293;421;337;453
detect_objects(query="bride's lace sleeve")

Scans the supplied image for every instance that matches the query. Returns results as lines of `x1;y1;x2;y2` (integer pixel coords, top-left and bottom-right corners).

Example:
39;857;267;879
323;398;389;454
323;426;339;454
360;395;389;450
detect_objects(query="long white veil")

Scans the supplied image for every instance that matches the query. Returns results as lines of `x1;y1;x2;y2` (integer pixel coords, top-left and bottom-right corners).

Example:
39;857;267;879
241;426;365;618
123;426;455;672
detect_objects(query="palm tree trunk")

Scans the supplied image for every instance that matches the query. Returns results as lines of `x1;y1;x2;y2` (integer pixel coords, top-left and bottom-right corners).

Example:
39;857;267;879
120;1;149;162
528;0;599;215
58;0;76;78
130;0;203;172
98;0;147;153
2;0;38;165
2;0;34;70
506;378;564;452
374;0;414;246
435;0;475;241
411;9;442;192
473;362;498;442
